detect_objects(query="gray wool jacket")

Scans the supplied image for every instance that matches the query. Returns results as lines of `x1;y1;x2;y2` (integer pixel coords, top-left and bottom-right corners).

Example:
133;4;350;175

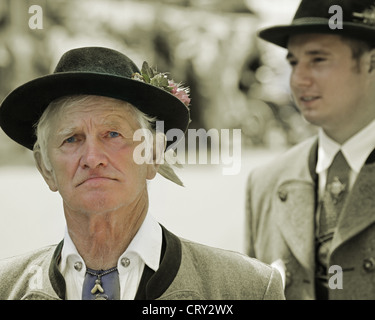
0;226;285;300
246;137;375;299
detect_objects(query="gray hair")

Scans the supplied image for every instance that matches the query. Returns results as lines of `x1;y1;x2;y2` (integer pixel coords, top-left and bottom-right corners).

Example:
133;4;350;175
33;95;183;186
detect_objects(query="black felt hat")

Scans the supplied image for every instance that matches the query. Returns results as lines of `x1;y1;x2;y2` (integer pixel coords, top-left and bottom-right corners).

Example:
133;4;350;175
0;46;190;150
258;0;375;48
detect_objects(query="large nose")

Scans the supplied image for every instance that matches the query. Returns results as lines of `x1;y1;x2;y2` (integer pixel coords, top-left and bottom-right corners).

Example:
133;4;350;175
290;62;313;90
79;136;108;169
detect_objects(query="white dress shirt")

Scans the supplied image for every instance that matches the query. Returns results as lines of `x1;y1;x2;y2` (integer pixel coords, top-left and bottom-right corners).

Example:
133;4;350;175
59;213;162;300
316;119;375;198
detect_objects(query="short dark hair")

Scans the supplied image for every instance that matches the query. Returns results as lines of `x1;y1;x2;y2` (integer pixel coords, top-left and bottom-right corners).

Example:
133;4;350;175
340;36;374;71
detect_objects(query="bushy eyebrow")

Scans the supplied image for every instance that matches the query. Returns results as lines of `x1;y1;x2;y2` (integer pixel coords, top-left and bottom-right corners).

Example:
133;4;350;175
56;127;76;138
55;116;135;139
101;115;139;134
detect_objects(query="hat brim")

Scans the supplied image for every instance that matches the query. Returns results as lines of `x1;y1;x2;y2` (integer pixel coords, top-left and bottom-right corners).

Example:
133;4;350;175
0;72;190;150
258;21;375;48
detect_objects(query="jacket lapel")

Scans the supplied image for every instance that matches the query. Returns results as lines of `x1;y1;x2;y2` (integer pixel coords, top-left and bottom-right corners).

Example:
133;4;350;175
331;150;375;253
136;225;181;300
276;139;318;272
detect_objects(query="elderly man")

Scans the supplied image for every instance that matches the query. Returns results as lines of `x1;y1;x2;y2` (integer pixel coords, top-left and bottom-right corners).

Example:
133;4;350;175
0;46;284;300
246;0;375;299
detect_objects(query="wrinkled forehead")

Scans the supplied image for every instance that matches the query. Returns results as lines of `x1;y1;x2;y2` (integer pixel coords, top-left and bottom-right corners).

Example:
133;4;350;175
50;96;140;131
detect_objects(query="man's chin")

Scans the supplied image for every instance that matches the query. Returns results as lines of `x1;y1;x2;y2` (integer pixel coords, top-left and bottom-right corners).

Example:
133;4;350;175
64;198;125;216
300;110;324;127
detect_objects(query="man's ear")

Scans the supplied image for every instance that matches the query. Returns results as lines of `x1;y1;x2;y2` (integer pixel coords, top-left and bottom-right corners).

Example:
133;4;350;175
146;132;166;180
34;151;58;192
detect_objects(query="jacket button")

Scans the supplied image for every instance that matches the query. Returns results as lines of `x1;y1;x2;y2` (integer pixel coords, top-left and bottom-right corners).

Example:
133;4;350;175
278;190;288;202
121;257;131;268
363;258;375;272
74;261;83;272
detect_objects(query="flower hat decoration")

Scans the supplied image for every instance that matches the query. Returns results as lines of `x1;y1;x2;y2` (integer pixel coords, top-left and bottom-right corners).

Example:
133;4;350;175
132;61;191;107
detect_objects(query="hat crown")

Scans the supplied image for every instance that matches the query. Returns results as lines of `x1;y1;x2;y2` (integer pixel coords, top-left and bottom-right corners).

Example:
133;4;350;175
258;0;375;48
54;47;140;78
0;46;190;150
293;0;375;23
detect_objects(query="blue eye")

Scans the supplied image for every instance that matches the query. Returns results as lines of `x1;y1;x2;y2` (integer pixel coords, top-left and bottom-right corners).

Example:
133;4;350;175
109;131;120;138
65;136;76;143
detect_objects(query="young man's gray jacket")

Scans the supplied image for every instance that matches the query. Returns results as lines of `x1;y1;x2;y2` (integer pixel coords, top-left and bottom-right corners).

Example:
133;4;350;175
0;226;285;300
246;137;375;299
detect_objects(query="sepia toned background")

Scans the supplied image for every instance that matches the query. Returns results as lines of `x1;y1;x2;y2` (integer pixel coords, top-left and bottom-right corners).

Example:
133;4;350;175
0;0;316;259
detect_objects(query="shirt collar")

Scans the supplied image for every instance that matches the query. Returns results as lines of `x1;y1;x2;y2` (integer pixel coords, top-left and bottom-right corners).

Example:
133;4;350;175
316;129;341;174
118;212;162;273
59;228;84;275
317;119;375;174
59;212;162;274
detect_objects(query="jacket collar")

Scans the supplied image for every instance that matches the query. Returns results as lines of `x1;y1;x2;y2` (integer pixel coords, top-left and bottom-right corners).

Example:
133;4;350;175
49;241;66;299
135;225;181;299
46;225;181;300
275;138;318;273
331;148;375;254
308;138;319;185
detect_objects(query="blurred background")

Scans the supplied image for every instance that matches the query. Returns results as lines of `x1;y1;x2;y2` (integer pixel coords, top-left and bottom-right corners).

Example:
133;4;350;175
0;0;317;259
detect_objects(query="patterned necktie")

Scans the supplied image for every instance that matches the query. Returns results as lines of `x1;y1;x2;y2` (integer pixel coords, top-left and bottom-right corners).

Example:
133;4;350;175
315;150;350;297
82;267;120;300
319;150;350;240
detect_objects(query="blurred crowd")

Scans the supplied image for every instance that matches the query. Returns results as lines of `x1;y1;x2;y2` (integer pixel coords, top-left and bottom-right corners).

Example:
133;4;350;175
0;0;316;166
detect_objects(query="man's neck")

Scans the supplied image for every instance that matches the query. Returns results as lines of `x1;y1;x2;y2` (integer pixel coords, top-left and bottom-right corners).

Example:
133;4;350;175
64;197;148;270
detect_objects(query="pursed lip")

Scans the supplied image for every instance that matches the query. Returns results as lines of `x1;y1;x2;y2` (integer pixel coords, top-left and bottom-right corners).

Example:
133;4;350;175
76;175;117;187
